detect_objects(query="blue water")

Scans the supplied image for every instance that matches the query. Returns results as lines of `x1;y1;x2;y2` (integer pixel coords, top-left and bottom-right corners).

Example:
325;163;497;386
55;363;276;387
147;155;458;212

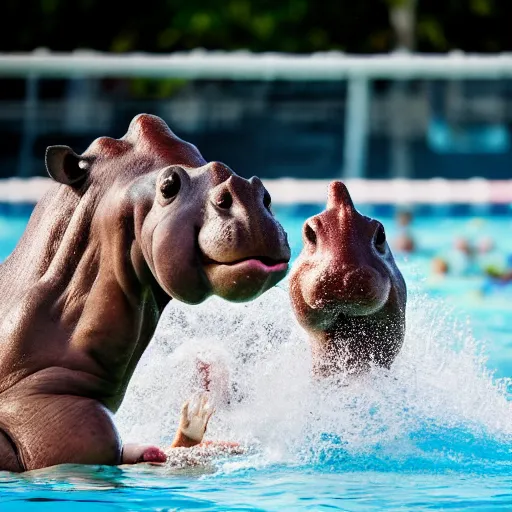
1;203;512;511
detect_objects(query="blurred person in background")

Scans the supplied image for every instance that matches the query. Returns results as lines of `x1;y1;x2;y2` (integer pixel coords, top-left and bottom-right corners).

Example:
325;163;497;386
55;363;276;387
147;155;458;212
475;236;505;276
431;257;449;279
433;237;480;278
484;254;512;284
449;237;480;277
394;209;416;254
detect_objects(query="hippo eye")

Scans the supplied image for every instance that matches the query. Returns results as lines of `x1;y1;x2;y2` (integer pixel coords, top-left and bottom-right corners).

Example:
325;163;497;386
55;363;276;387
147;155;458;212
160;172;181;200
263;190;272;210
374;224;387;253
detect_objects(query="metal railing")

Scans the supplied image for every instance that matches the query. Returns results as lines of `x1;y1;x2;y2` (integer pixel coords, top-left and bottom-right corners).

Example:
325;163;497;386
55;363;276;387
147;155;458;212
1;50;512;184
2;50;512;80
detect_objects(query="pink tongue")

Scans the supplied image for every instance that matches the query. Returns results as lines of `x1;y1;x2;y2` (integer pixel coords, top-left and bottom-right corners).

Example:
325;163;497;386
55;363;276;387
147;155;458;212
241;259;287;271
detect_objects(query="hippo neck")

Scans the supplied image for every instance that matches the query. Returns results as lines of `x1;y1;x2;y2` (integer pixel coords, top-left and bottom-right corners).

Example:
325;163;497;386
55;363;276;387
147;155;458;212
309;295;406;377
0;182;166;410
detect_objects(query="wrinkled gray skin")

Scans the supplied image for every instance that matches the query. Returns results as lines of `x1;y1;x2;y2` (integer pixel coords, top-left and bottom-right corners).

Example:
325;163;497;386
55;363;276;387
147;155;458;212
0;114;290;471
289;181;406;376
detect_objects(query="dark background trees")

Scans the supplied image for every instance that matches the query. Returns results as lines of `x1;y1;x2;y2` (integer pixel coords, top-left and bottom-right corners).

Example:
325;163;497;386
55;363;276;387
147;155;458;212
1;0;510;54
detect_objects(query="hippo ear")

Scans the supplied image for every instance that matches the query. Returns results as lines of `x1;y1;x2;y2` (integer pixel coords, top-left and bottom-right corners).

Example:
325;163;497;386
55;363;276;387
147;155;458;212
45;145;89;186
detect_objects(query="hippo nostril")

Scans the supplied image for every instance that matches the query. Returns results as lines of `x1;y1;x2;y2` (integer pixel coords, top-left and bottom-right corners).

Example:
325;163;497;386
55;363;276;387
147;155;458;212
216;191;233;210
374;223;387;253
304;224;317;246
263;190;271;210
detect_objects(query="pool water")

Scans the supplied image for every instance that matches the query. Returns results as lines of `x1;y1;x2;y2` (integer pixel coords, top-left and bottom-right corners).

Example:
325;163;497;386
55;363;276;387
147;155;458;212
1;203;512;511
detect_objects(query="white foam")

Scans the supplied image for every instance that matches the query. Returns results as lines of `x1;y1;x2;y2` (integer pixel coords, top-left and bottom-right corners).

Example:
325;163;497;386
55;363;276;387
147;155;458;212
116;282;512;471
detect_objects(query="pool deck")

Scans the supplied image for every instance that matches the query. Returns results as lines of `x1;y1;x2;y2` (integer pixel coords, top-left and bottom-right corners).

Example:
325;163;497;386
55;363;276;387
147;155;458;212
0;177;510;205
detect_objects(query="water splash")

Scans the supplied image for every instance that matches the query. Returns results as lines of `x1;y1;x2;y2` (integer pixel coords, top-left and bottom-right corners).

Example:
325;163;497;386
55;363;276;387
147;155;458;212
116;282;512;474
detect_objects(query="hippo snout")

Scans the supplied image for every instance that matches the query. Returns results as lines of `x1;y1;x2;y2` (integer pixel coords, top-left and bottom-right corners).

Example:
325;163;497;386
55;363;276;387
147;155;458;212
300;263;390;316
208;175;270;214
340;266;391;316
198;173;290;302
201;175;289;265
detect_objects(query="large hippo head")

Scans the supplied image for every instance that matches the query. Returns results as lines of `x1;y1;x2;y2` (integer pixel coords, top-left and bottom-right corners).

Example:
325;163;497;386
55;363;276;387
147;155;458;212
45;114;290;304
289;181;406;371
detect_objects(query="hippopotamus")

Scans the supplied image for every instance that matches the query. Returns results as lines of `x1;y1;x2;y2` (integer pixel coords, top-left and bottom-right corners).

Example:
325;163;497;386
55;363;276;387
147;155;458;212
0;114;290;472
289;181;406;377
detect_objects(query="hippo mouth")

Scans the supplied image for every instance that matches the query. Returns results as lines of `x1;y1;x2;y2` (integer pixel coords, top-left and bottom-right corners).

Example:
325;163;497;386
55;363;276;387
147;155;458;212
202;255;289;273
200;253;289;302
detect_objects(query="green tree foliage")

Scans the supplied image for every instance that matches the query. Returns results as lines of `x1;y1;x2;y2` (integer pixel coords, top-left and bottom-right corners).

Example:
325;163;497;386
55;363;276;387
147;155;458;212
1;0;510;54
417;0;511;52
0;0;391;53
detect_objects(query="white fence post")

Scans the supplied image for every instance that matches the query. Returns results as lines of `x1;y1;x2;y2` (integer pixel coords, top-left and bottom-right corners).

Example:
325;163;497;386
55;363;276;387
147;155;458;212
343;77;370;179
18;74;38;178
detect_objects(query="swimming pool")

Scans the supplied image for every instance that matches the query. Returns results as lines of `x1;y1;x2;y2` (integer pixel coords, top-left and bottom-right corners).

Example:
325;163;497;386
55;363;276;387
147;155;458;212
1;203;512;511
